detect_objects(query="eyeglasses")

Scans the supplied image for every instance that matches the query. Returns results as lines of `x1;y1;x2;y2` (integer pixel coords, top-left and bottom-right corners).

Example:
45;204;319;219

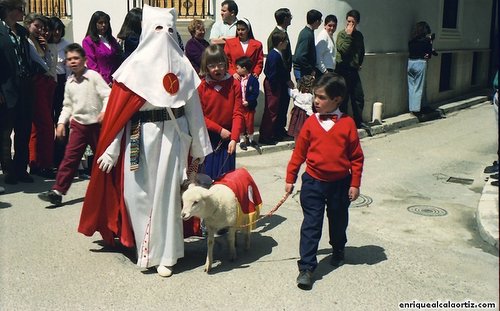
207;62;226;70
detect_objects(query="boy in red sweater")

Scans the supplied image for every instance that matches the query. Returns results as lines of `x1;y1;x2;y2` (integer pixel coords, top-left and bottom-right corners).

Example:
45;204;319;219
285;73;364;290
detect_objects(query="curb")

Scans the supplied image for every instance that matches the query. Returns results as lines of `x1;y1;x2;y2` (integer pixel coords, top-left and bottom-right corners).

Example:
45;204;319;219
237;95;490;156
476;179;499;250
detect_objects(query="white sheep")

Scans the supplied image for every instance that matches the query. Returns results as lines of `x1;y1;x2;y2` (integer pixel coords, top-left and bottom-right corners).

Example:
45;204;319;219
181;168;261;272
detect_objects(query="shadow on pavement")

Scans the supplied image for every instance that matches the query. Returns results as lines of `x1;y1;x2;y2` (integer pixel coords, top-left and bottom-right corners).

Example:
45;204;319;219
315;244;387;281
176;231;279;274
89;240;138;265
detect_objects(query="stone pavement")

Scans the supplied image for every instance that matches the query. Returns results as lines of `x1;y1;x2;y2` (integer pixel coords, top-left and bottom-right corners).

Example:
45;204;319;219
238;94;499;250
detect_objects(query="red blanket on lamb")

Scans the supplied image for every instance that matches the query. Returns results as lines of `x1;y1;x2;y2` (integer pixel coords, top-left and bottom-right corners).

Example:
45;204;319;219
214;168;262;229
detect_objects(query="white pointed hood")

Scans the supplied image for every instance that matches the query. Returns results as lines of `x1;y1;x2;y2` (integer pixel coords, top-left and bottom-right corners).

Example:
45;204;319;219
112;5;200;108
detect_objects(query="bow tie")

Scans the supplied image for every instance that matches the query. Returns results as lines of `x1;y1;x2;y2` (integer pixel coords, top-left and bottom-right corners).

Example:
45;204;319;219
319;114;339;121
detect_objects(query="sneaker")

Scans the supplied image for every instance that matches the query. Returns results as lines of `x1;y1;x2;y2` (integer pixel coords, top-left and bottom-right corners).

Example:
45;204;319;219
330;249;345;267
38;190;62;206
492;180;499;187
239;141;247;151
296;270;313;290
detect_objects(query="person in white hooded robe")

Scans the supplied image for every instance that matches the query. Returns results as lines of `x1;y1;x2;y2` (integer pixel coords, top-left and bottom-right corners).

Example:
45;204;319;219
78;5;212;277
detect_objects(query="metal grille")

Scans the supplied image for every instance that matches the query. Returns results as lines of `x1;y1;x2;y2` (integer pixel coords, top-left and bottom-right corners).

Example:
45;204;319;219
26;0;69;17
24;0;213;18
132;0;212;18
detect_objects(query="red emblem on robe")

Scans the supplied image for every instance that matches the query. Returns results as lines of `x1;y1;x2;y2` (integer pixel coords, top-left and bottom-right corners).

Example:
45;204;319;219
163;73;179;95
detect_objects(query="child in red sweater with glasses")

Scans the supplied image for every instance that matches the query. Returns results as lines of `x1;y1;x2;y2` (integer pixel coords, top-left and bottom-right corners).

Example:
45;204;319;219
285;73;364;290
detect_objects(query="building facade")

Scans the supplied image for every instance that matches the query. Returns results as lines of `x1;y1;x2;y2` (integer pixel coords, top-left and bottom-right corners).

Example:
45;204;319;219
59;0;496;122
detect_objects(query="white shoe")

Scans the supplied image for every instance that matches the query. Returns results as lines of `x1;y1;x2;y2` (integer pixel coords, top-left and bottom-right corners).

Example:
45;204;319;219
157;265;173;277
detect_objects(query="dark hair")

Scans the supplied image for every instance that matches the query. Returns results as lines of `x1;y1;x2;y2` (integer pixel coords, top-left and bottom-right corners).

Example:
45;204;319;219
86;11;112;43
0;0;26;19
325;14;337;25
411;21;431;40
235;56;253;72
48;16;65;42
346;9;360;23
298;75;315;94
274;8;291;25
306;9;322;25
313;73;347;100
271;30;287;47
235;18;254;40
222;0;238;16
199;44;228;76
117;8;142;41
65;42;86;58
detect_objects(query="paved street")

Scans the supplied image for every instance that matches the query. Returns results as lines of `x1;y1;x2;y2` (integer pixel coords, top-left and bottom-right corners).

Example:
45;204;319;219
0;102;498;310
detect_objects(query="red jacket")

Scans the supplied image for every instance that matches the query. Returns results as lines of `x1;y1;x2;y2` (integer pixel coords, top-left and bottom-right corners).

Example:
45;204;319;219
198;76;244;142
224;37;264;77
286;114;364;187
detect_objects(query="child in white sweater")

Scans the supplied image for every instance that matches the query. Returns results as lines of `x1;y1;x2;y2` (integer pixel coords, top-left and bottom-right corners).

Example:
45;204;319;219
38;43;110;206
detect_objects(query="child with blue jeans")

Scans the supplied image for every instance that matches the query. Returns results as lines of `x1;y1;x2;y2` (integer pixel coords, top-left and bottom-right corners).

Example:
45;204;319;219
285;73;364;290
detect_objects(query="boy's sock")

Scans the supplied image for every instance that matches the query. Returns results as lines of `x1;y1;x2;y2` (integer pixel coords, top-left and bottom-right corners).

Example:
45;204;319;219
52;189;62;196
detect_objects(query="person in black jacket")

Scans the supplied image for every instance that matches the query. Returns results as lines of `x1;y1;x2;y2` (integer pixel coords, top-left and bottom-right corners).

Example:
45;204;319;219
0;0;35;185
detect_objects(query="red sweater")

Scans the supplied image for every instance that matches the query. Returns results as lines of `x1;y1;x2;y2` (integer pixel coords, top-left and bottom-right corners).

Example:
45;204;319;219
198;76;244;142
286;115;364;187
224;37;264;77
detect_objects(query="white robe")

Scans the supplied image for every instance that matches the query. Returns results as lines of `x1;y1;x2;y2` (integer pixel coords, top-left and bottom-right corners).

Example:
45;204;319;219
122;97;211;268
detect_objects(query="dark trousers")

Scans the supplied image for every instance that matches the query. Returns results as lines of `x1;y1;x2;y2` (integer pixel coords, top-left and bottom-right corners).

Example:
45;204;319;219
298;172;351;272
335;66;365;127
260;79;290;141
53;120;100;194
0;79;34;177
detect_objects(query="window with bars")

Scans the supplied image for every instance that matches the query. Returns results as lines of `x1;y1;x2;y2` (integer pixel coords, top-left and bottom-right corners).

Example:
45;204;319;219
24;0;212;18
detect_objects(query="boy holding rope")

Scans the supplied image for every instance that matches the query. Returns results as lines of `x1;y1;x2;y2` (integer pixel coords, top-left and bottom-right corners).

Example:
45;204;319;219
285;73;364;290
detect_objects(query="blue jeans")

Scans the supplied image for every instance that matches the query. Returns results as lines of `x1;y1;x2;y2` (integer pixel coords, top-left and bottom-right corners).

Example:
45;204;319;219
297;172;351;272
407;59;427;112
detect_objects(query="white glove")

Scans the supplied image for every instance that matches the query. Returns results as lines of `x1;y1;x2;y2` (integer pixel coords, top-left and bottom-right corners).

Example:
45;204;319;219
97;153;115;173
97;128;124;173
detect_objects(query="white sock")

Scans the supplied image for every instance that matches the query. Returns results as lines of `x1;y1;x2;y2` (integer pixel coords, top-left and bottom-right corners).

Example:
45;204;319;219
52;189;62;196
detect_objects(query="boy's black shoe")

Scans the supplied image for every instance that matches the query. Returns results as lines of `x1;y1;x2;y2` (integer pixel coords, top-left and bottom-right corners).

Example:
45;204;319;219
490;173;498;180
492;181;499;187
239;142;248;151
296;270;313;290
38;190;62;207
330;249;345;267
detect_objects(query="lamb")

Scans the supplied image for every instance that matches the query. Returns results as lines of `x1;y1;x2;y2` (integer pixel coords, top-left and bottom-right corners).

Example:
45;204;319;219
181;168;262;272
